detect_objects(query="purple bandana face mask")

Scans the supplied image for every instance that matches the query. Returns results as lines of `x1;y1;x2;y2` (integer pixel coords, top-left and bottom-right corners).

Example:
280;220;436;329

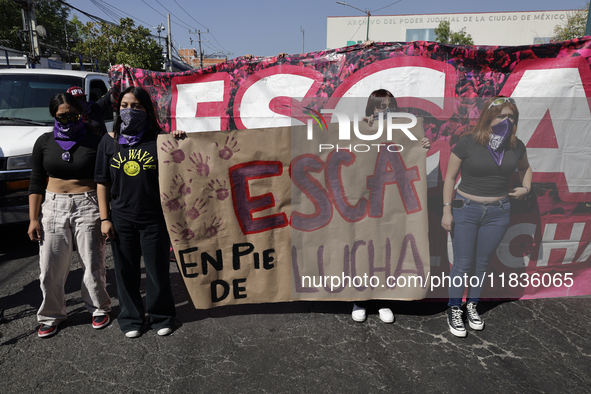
53;118;86;152
373;109;391;120
487;118;513;167
118;108;148;146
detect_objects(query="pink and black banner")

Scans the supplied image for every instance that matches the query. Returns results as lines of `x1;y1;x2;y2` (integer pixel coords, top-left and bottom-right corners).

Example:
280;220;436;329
110;37;591;304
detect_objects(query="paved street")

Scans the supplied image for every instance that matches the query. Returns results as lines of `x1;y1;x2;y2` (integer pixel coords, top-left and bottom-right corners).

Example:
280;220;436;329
1;223;590;393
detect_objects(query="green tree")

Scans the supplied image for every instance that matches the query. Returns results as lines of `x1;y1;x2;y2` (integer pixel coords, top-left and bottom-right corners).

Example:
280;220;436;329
0;0;22;50
553;3;589;41
73;17;163;72
0;0;75;53
434;20;474;45
36;0;76;49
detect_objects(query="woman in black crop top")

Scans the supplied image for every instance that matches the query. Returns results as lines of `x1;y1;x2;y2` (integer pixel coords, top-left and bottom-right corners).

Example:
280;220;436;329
95;86;183;338
28;93;112;338
441;96;532;338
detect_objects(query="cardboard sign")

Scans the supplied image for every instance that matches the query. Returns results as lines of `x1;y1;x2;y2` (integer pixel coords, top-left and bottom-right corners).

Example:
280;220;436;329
159;119;428;309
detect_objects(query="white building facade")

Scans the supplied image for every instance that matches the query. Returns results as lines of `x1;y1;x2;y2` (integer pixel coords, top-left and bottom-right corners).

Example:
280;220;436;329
327;10;575;48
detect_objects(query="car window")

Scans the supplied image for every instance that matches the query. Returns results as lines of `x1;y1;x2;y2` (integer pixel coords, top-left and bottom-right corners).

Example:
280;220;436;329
0;74;84;122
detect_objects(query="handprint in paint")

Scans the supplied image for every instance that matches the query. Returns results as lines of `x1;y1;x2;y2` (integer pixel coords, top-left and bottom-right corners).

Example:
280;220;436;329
207;179;229;201
186;198;207;220
204;217;225;238
172;174;192;196
216;136;240;160
170;222;195;242
161;192;184;212
188;152;211;177
161;140;186;164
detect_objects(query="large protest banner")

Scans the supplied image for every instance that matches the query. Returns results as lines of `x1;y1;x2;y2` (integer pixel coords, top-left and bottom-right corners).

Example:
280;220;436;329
110;37;591;308
157;118;429;309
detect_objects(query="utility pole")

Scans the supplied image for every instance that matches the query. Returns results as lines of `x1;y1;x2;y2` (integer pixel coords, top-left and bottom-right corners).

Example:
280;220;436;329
153;23;165;46
153;23;166;71
336;1;371;41
189;29;209;69
20;0;40;62
198;30;204;69
301;27;305;53
64;23;70;64
167;14;172;72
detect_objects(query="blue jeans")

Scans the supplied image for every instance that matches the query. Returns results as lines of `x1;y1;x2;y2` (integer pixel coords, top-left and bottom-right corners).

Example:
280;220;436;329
448;193;510;307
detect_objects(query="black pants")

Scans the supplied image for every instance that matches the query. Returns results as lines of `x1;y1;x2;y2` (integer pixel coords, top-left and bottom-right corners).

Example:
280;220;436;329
110;212;175;332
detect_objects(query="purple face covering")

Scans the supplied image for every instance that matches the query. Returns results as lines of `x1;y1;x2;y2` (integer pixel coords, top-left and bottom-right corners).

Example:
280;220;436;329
372;109;390;120
118;108;148;146
53;118;86;152
487;118;513;167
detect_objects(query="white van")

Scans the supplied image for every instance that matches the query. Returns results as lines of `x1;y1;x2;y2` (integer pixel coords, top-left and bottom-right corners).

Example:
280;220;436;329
0;69;113;224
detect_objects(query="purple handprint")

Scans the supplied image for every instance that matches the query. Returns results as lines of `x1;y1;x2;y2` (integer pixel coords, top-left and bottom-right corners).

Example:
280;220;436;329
204;217;225;238
161;140;186;164
216;136;240;160
188;152;211;177
186;198;207;220
161;192;184;212
207;179;229;201
172;174;192;196
170;222;195;242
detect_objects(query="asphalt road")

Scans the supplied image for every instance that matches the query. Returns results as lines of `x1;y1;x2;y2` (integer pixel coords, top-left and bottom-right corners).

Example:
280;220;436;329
1;223;590;393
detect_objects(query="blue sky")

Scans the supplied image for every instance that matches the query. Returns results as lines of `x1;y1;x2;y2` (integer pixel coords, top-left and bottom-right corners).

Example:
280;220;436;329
70;0;587;59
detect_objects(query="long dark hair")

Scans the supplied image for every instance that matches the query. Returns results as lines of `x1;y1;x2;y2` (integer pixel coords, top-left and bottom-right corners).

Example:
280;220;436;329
365;89;398;117
113;86;161;149
49;93;84;117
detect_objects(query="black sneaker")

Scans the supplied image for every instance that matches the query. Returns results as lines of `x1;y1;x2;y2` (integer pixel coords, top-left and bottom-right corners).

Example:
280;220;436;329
447;306;467;337
38;324;58;338
466;302;484;330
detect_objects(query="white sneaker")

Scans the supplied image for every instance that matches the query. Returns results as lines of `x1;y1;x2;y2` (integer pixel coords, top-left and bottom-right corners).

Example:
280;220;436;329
378;308;395;323
351;303;366;322
157;327;173;336
125;330;141;338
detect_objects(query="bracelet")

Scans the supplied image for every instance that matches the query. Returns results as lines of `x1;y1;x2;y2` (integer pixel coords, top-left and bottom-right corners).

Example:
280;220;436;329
100;218;110;222
443;203;451;207
523;186;529;194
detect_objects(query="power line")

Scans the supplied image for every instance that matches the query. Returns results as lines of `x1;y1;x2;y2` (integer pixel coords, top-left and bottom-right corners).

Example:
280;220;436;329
171;0;229;53
153;0;196;31
203;31;228;54
92;0;154;27
57;0;119;26
59;0;165;44
372;0;403;13
89;0;121;22
61;0;228;59
150;0;229;55
139;0;211;50
172;0;207;29
140;0;167;19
